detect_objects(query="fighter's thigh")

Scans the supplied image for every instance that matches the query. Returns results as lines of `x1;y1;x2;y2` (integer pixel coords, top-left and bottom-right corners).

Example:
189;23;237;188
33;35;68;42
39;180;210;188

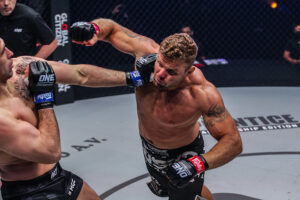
77;181;101;200
201;185;214;200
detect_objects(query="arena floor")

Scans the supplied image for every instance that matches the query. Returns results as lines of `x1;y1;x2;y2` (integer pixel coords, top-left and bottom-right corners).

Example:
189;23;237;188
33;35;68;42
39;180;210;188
2;87;300;200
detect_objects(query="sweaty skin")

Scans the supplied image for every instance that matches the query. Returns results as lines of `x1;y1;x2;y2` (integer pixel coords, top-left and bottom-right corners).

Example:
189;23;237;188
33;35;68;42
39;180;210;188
0;45;118;199
0;56;57;181
0;53;129;181
136;66;218;149
0;39;133;180
79;18;242;170
70;19;243;200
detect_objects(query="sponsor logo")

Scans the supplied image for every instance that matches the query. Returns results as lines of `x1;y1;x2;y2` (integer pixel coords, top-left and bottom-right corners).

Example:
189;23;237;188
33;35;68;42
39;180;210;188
131;71;144;87
35;92;54;103
54;13;69;47
138;57;147;65
58;84;71;93
58;59;70;64
68;178;76;196
199;114;300;134
132;71;141;78
190;157;204;173
203;58;228;65
14;28;22;33
172;163;191;178
39;74;55;82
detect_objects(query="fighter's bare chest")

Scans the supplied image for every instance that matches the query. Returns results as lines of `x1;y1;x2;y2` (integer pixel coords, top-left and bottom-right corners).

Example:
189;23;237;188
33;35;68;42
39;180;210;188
0;96;37;126
9;61;35;107
136;87;200;124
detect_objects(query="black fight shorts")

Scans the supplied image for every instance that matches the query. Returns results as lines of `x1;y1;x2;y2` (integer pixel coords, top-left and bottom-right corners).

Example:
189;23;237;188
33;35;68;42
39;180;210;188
1;163;83;200
141;133;206;200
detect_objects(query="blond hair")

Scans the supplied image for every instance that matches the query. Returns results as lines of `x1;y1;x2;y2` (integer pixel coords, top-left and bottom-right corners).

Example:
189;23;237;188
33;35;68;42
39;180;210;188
159;33;198;68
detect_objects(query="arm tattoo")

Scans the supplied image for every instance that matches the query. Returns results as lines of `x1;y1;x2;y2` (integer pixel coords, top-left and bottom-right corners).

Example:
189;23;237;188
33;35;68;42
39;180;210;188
121;27;151;42
122;27;139;38
14;57;36;101
205;103;227;127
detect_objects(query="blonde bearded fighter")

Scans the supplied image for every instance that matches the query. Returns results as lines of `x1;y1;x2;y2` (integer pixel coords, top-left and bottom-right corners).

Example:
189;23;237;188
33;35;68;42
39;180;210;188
70;19;243;200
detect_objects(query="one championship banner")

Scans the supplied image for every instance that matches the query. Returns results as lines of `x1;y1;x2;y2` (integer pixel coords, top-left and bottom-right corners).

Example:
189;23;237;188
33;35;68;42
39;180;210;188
51;0;74;105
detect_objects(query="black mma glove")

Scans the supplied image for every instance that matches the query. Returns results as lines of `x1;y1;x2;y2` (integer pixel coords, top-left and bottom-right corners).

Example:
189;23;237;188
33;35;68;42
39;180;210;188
28;61;56;110
70;21;100;42
166;155;209;188
126;53;157;87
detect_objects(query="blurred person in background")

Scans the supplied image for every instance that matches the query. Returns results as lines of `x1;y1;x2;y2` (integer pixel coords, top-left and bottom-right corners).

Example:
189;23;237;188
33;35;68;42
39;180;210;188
0;0;57;59
180;25;207;60
111;0;129;25
283;23;300;66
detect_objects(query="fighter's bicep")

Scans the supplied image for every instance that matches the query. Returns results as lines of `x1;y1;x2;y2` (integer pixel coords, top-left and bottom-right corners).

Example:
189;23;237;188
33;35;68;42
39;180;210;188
108;26;158;57
0;113;40;155
203;105;237;141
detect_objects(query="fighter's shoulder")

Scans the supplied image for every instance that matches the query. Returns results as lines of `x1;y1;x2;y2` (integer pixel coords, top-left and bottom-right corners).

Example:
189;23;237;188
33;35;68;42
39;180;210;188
13;56;43;66
191;71;222;109
203;81;221;102
189;67;209;89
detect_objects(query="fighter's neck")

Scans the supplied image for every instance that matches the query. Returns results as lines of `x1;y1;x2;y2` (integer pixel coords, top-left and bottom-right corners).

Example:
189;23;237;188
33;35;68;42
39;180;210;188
0;84;12;98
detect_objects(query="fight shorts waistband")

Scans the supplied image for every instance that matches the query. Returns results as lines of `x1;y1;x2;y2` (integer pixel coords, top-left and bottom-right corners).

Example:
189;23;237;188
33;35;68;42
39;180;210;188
141;132;204;158
1;163;63;199
2;162;62;185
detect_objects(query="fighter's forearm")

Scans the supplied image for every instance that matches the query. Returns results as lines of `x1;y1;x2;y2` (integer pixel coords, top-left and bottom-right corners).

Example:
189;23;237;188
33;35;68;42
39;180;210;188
91;18;117;42
284;56;300;64
204;132;242;169
37;109;61;163
90;18;159;58
34;39;58;59
91;18;139;56
72;64;127;87
283;51;300;64
50;61;127;87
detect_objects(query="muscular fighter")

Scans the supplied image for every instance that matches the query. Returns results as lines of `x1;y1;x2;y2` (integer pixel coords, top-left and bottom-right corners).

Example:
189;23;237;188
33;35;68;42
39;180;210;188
70;19;243;200
0;38;101;199
0;37;148;199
